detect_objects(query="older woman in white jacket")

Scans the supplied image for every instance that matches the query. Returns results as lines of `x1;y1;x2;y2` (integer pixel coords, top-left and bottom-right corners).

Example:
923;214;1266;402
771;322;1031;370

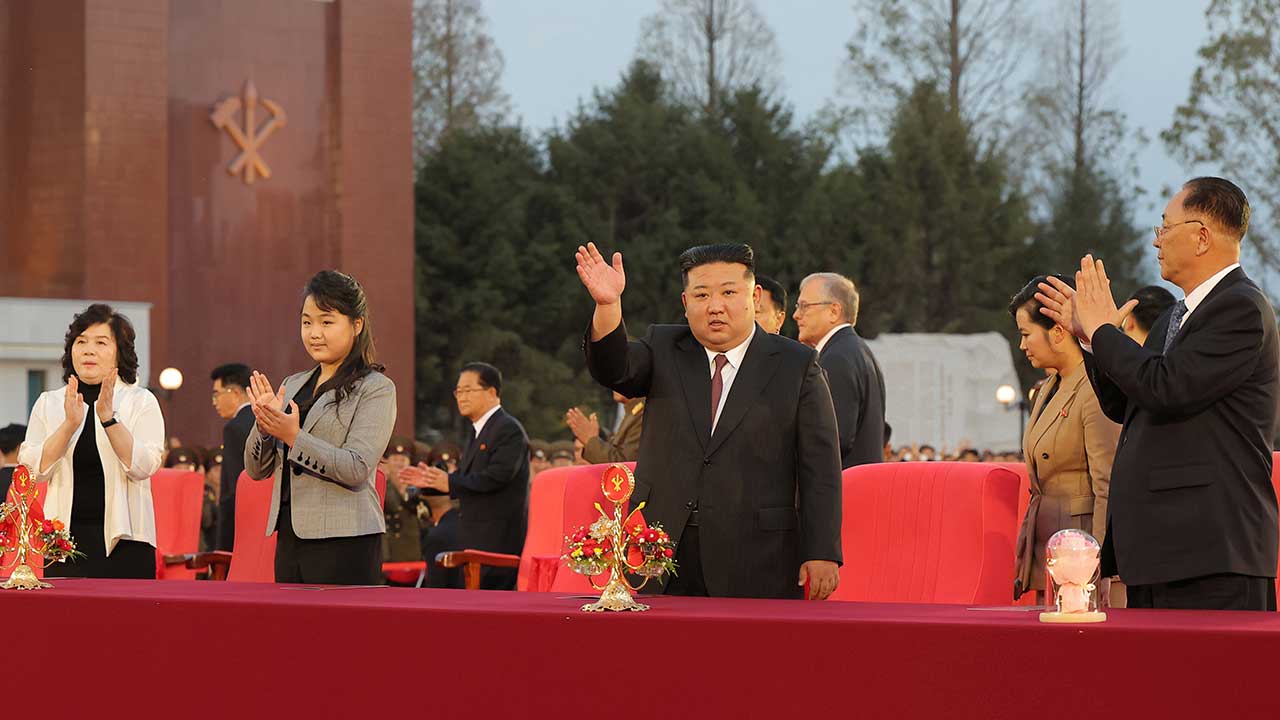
19;304;164;578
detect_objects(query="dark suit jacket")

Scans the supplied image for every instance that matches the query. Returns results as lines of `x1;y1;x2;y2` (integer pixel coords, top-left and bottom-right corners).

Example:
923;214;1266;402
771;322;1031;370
0;465;13;502
1085;267;1280;586
819;326;887;468
586;322;843;599
450;407;529;588
421;508;463;589
217;404;254;551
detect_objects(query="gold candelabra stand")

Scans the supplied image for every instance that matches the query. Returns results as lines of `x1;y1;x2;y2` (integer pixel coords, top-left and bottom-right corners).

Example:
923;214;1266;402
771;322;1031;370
1;465;65;590
565;464;674;613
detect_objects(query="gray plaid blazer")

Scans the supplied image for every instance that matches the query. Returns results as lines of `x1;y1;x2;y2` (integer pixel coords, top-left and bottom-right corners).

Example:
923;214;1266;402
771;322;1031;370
244;369;395;539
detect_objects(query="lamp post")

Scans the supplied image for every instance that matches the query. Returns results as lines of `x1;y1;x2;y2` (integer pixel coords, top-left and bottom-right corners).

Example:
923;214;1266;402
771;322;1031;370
996;383;1029;451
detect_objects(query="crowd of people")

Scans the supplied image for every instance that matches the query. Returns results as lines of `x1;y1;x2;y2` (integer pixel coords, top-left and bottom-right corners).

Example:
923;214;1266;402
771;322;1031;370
5;176;1278;612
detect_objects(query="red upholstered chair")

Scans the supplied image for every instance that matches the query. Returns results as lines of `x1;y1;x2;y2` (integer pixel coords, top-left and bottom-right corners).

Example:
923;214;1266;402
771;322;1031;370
151;469;206;580
167;471;274;581
998;462;1038;606
437;463;630;591
829;462;1021;604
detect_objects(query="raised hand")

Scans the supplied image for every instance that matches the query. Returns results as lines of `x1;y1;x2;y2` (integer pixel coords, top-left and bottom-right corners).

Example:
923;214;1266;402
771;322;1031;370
575;242;626;306
96;368;117;423
63;376;86;430
247;371;284;413
564;407;601;445
1075;255;1139;341
1036;276;1085;341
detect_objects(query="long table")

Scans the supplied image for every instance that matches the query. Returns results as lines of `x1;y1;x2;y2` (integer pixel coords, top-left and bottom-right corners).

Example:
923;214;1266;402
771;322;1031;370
4;579;1279;719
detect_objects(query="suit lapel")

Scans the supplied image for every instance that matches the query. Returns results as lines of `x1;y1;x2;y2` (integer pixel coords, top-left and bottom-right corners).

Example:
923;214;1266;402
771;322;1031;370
1165;267;1245;353
675;333;712;451
1028;368;1084;454
817;326;852;361
705;333;782;457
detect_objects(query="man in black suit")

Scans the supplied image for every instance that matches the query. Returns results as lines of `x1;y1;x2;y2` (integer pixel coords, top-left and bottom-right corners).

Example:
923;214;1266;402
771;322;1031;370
1038;177;1280;611
577;242;843;600
404;362;529;590
210;363;254;551
794;272;887;468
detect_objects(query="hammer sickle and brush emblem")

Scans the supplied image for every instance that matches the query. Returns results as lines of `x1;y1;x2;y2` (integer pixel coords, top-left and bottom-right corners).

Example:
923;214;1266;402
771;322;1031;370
211;81;287;184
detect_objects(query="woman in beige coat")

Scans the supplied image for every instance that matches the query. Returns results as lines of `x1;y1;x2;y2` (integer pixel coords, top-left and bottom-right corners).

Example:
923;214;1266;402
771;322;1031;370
1009;275;1121;604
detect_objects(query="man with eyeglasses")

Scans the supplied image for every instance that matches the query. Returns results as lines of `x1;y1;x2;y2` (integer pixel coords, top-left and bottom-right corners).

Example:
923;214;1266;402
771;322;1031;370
210;363;253;551
1037;177;1279;611
794;273;887;469
400;361;529;590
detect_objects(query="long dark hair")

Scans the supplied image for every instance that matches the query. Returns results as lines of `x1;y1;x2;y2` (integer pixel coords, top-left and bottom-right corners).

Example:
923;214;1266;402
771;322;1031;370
61;303;140;384
302;270;383;407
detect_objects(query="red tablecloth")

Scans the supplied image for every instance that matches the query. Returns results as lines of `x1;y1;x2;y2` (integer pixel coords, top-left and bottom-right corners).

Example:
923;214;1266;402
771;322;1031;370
3;580;1278;719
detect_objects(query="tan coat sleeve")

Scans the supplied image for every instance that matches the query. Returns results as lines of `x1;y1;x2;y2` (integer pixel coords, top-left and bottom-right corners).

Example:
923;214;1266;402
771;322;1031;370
1079;387;1121;546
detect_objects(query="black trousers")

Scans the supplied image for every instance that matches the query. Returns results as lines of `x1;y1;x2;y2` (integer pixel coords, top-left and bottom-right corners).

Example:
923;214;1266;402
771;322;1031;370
48;524;156;579
664;523;708;597
274;502;383;586
1127;573;1277;611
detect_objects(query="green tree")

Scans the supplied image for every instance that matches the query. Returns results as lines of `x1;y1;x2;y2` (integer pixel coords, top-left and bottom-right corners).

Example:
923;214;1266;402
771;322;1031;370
414;126;595;440
1024;0;1147;292
1162;0;1280;272
845;82;1036;338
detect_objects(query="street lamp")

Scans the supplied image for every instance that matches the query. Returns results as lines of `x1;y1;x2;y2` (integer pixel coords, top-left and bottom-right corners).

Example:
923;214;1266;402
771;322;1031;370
996;383;1029;451
159;367;184;392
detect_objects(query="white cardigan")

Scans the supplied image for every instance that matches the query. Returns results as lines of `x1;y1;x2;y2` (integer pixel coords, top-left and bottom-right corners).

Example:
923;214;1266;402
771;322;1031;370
18;378;165;554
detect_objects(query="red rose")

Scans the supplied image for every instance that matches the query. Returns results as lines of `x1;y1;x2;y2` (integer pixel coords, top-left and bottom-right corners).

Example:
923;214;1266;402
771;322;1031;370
56;538;72;551
664;548;674;558
41;519;54;535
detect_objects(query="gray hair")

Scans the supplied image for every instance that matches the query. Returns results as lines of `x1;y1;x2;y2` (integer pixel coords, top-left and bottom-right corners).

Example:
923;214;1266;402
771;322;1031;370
800;272;860;325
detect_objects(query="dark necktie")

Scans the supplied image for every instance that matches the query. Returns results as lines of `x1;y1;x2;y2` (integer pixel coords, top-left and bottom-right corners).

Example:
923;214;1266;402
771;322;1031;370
710;354;729;432
1163;300;1189;355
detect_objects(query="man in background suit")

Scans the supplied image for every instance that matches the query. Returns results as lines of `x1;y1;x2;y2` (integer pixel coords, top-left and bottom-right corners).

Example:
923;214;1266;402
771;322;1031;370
210;363;254;550
1038;177;1280;611
578;242;843;600
402;362;529;590
565;392;646;463
755;275;788;335
794;273;887;468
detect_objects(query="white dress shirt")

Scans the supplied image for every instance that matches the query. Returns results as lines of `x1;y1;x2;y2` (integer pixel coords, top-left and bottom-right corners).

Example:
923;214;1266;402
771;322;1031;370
705;325;757;434
1181;262;1240;324
19;377;166;554
472;404;502;439
814;323;853;354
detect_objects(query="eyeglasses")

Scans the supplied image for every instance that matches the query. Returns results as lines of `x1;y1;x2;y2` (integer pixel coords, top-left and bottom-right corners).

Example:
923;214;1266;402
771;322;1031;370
210;387;238;400
794;301;835;314
1153;219;1205;238
453;387;486;397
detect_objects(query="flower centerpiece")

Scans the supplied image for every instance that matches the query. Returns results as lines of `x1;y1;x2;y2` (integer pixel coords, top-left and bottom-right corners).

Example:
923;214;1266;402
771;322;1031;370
1;465;82;590
561;464;678;612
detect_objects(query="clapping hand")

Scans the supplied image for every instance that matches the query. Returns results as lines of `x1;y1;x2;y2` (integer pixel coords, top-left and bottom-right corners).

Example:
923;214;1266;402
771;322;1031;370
564;407;600;445
96;368;118;423
1036;255;1138;343
247;371;300;446
63;376;85;430
401;462;449;493
575;242;626;306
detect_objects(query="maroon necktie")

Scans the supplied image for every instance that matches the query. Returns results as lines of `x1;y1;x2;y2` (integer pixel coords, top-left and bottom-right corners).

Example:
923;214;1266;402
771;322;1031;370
710;353;729;431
